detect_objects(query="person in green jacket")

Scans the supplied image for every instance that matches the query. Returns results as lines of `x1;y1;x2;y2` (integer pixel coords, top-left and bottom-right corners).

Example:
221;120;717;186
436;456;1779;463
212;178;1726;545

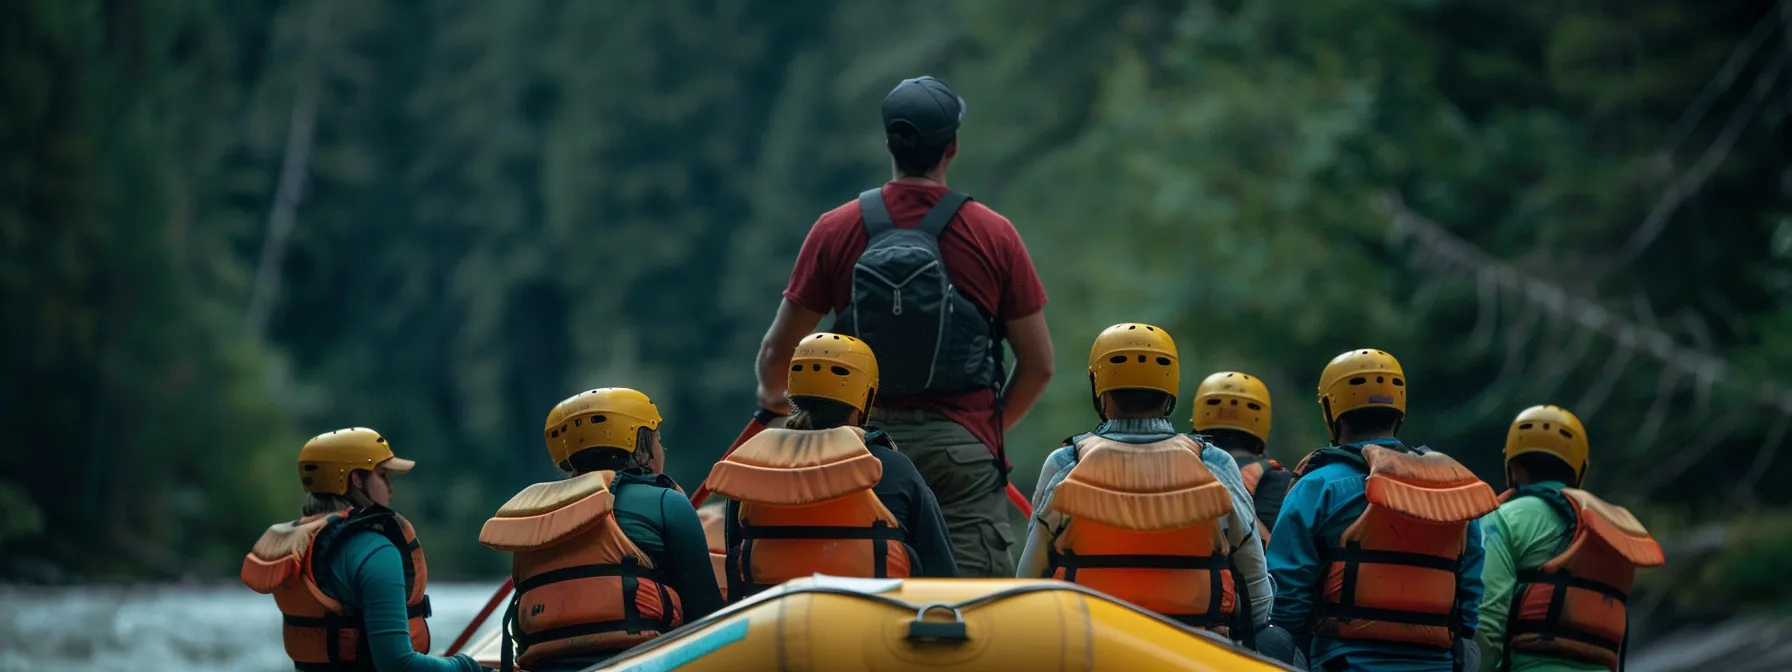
242;427;488;672
1475;405;1664;672
480;388;724;672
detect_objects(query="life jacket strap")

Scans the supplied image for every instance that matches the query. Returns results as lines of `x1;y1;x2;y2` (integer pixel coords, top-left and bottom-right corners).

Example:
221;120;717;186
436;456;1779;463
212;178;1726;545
513;559;666;596
1514;569;1628;602
738;524;906;541
1322;604;1454;628
1048;551;1229;572
1323;541;1460;635
1507;621;1623;651
1331;546;1460;572
739;519;905;588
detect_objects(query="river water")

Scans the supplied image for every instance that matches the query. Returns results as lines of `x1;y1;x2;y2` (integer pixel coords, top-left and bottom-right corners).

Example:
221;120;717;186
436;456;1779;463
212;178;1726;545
0;582;503;672
2;582;1784;671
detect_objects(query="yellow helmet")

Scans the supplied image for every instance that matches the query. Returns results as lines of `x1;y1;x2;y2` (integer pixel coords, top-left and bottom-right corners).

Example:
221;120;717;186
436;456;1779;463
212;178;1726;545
1504;405;1589;487
298;427;415;496
1087;323;1180;412
544;388;663;466
787;333;879;413
1317;348;1407;442
1192;371;1272;442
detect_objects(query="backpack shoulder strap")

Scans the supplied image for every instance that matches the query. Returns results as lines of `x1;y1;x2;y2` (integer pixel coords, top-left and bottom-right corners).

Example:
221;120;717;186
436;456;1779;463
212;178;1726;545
858;188;895;238
915;190;972;238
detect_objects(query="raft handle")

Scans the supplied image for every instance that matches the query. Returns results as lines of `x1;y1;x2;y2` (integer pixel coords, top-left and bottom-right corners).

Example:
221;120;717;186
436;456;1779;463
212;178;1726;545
907;602;969;643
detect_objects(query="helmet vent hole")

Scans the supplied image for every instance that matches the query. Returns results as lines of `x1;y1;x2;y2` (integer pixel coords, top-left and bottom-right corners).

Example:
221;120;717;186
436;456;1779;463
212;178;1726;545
830;365;851;376
1348;377;1367;385
1519;423;1533;430
375;437;387;443
1230;400;1238;406
1109;355;1128;364
1206;399;1221;405
303;464;318;471
1136;355;1147;363
1559;429;1574;439
573;418;581;427
1392;378;1404;387
1225;373;1235;378
1145;326;1155;331
812;363;822;371
551;429;560;438
791;365;802;372
832;335;841;339
1376;376;1384;383
1155;357;1171;365
1128;325;1137;330
1247;402;1262;410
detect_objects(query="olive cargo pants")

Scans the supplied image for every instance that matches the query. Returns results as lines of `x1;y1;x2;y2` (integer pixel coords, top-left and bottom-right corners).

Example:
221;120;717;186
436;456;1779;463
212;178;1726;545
869;408;1017;577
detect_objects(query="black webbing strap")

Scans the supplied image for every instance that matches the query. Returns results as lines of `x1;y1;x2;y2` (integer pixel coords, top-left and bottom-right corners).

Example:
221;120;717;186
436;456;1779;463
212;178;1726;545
739;523;907;541
514;558;666;596
1515;569;1629;602
914;191;971;238
859;188;895;237
736;520;906;592
1326;541;1459;634
517;619;654;648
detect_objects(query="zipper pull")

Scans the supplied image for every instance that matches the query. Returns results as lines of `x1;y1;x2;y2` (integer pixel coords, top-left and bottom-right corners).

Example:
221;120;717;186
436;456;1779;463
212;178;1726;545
893;288;903;316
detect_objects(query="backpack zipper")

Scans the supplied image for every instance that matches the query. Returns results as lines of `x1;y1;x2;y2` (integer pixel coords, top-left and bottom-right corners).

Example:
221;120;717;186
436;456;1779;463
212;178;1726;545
893;288;902;316
924;283;953;390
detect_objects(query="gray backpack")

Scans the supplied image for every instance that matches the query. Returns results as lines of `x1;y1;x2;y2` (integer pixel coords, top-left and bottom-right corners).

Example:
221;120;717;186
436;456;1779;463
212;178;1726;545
831;188;1004;399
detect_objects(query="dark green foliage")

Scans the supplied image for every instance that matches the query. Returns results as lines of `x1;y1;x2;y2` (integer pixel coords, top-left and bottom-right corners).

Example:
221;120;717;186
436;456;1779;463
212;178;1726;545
2;0;1787;589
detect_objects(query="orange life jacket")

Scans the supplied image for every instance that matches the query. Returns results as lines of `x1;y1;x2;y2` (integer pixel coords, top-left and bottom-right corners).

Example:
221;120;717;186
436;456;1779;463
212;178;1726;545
704;426;911;599
479;470;683;669
240;506;432;671
1293;443;1499;649
1048;434;1243;634
1500;486;1664;671
1235;454;1287;547
696;504;728;601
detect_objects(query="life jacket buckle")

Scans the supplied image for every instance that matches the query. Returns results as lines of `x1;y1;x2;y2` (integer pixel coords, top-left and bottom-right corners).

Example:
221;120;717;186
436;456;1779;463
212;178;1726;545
906;602;968;643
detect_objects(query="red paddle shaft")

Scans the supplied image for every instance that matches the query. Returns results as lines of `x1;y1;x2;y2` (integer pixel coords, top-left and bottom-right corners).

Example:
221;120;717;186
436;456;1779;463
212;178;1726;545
688;409;781;508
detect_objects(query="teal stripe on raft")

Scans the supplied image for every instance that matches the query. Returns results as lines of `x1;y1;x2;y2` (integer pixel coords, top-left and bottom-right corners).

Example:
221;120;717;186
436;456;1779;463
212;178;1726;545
616;619;750;672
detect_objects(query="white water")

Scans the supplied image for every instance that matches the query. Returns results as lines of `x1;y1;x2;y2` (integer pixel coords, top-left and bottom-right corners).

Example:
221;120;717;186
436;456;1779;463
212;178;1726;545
0;582;1780;671
0;582;503;672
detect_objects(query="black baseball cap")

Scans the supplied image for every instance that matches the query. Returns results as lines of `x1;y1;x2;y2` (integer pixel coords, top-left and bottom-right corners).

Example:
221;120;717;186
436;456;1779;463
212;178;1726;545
882;76;966;145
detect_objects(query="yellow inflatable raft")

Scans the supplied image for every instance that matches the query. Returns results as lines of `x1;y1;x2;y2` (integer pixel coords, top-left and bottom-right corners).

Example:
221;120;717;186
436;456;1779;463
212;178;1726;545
467;576;1296;671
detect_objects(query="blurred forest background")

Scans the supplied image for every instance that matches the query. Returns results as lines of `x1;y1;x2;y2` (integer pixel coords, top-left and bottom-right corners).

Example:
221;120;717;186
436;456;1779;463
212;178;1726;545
3;0;1789;631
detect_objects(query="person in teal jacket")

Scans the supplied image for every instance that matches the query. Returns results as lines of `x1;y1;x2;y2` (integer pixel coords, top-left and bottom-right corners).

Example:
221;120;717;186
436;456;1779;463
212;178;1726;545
317;527;489;672
1264;349;1486;672
243;427;487;672
1475;405;1662;671
482;388;723;672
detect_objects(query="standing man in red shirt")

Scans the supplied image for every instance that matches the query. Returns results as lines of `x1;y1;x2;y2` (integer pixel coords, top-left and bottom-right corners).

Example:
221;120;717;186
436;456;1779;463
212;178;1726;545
753;75;1055;577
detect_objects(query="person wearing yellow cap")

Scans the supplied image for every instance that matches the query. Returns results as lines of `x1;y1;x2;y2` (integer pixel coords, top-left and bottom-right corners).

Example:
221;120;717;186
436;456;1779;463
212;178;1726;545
1473;406;1664;672
707;333;958;602
1192;371;1290;545
478;388;723;671
1015;324;1272;645
1260;349;1497;672
241;428;486;672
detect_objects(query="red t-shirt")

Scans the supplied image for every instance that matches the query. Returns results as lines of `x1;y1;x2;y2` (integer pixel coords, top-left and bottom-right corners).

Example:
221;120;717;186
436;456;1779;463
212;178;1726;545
783;182;1048;463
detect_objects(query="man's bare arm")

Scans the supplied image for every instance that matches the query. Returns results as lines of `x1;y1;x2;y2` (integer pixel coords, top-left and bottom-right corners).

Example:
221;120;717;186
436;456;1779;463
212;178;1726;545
754;298;826;414
999;311;1054;432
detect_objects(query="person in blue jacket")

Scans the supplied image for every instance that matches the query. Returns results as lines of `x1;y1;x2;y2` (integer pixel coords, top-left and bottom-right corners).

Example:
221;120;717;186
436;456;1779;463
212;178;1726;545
1263;349;1490;672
